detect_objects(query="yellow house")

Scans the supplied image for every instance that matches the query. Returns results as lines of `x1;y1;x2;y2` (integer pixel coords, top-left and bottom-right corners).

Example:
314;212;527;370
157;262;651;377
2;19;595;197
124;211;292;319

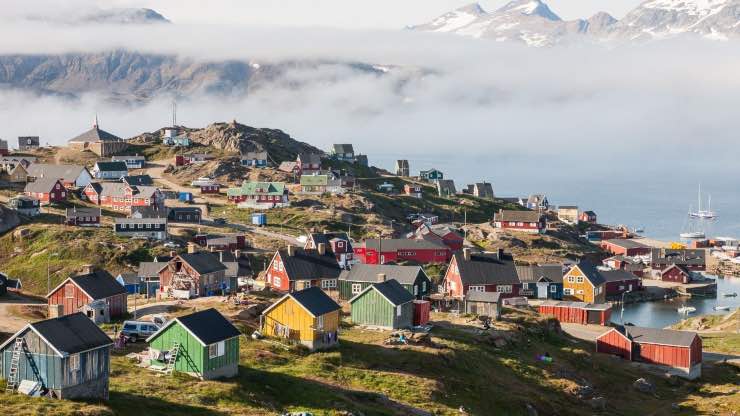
261;286;341;350
563;262;606;303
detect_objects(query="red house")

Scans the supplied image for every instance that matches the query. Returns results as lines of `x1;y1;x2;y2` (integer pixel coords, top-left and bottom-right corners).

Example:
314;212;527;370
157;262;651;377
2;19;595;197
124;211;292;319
408;224;464;251
265;245;343;292
24;177;67;205
354;238;450;265
194;234;247;251
493;209;545;234
660;264;692;284
83;182;164;212
538;300;612;325
200;183;221;194
600;269;642;297
47;268;128;319
600;239;651;257
602;256;645;277
650;248;706;272
579;210;597;224
296;153;322;175
65;207;101;227
441;249;521;299
403;184;423;198
596;326;702;379
304;231;354;268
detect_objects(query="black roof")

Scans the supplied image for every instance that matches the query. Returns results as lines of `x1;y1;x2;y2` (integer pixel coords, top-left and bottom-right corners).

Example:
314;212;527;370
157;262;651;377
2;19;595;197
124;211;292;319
122;175;154;186
289;286;341;316
360;279;414;306
178;252;228;275
599;269;640;283
29;313;111;355
278;248;342;281
454;252;519;285
572;261;606;286
308;232;353;252
95;161;128;171
65;207;101;218
66;270;126;299
175;308;241;345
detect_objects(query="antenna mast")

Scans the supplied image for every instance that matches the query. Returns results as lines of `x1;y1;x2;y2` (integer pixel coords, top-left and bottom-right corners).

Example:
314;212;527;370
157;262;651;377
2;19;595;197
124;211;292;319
172;99;177;127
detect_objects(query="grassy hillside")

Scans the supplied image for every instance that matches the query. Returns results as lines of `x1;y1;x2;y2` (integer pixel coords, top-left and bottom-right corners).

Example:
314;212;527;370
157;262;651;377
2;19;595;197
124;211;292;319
0;307;737;415
0;224;157;295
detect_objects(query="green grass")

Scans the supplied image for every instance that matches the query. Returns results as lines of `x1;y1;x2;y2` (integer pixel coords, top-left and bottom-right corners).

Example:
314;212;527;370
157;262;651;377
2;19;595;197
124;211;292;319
1;309;738;416
700;332;740;354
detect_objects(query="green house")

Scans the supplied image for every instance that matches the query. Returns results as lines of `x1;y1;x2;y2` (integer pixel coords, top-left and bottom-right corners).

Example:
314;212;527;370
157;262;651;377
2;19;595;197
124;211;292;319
146;308;241;380
350;279;415;330
338;264;431;301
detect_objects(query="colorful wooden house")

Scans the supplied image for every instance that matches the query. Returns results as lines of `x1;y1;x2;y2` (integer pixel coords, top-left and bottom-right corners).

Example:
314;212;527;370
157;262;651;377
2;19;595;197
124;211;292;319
24;177;67;205
338;264;431;301
596;326;702;379
112;155;145;169
91;161;128;180
261;286;341;350
265;245;342;292
660;264;693;284
146;308;241;380
600;269;642;297
226;181;289;209
83;182;164;212
65;207;101;227
47;268;128;321
240;151;269;168
408;224;464;251
296;153;322;175
419;168;443;182
353;238;451;265
0;313;113;400
8;195;40;217
600;239;651;257
493;209;545;234
650;248;706;272
515;264;563;300
349;278;415;330
441;249;521;300
304;231;354;268
158;250;232;298
562;261;607;303
579;210;597;224
403;183;423;198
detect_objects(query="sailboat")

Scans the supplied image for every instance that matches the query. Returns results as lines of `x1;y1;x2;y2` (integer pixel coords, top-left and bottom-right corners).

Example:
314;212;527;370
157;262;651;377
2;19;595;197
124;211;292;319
680;204;706;239
689;185;717;220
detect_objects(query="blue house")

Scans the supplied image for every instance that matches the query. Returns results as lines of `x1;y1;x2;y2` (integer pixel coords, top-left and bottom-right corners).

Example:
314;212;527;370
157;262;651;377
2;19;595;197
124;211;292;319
419;168;444;182
240;151;268;168
116;272;142;294
112;155;145;169
516;265;563;300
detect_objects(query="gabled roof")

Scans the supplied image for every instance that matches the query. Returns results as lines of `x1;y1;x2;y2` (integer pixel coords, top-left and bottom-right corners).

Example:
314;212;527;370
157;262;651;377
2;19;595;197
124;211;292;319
570;261;606;286
227;181;286;197
116;272;140;285
453;252;519;285
308;232;353;252
95;161;128;172
52;270;127;300
138;261;168;278
333;144;354;154
339;264;426;285
122;175;154;186
24;176;63;193
582;211;597;216
516;264;563;283
112;155;145;161
297;153;322;164
130;205;168;219
265;286;340;318
436;179;456;194
350;279;414;306
147;308;240;346
599;269;640;283
277;248;342;281
241;151;268;159
26;164;88;184
300;174;329;186
493;209;542;223
0;313;112;357
360;238;448;251
177;252;228;275
395;160;409;168
603;239;649;249
69;126;122;143
614;325;698;347
465;291;501;303
65;207;101;218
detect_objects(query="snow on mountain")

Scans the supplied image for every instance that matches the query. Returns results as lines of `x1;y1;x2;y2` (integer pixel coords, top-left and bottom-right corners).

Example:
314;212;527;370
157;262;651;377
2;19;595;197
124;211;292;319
25;8;170;25
410;0;740;46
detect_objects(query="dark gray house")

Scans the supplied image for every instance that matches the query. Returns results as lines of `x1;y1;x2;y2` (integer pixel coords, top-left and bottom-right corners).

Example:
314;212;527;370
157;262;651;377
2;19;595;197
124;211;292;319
18;136;40;151
0;313;113;399
114;217;167;240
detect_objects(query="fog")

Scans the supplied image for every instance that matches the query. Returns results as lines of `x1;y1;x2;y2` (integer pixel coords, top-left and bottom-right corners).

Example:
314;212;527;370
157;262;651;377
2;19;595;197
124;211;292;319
1;17;739;236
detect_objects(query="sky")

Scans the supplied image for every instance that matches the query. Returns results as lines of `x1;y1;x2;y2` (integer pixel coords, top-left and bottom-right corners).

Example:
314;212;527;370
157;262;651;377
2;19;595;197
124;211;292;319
2;0;645;28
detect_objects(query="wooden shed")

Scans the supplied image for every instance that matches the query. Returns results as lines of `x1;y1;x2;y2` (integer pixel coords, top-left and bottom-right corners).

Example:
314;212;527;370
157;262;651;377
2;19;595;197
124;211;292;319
464;291;502;320
596;326;702;379
47;268;128;321
146;308;241;380
0;313;112;399
338;264;431;301
261;286;341;350
538;301;612;325
349;278;415;330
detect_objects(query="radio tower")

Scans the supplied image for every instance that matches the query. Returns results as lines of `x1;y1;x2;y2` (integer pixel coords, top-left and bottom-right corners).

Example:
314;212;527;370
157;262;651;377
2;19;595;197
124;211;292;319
172;99;177;127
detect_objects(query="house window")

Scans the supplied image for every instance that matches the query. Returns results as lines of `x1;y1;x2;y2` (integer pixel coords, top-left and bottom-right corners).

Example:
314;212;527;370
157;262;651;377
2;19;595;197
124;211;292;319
321;279;337;289
351;283;362;294
576;277;584;283
469;285;485;292
496;285;512;294
564;288;573;295
567;276;575;283
449;281;456;291
397;305;402;317
422;281;427;292
316;315;324;330
550;285;556;293
273;261;279;271
209;341;225;358
413;285;419;296
273;276;281;287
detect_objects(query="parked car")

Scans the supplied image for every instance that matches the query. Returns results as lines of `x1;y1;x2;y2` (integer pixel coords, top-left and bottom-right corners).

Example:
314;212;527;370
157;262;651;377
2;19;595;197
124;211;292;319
213;218;227;225
120;320;161;342
163;241;180;249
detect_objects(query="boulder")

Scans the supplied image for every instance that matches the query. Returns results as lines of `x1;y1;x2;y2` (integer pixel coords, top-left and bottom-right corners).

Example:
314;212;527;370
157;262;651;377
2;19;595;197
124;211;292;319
589;396;607;410
525;403;538;416
633;378;655;394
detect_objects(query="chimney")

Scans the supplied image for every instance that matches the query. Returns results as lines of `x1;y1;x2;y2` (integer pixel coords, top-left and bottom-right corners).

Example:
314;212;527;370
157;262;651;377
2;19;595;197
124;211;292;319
463;248;471;262
169;250;176;258
377;273;386;283
287;245;295;257
81;264;94;275
317;243;326;256
187;242;197;254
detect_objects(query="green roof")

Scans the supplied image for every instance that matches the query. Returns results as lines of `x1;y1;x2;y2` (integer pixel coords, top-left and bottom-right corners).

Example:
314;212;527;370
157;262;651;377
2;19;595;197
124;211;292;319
300;175;328;186
227;181;286;197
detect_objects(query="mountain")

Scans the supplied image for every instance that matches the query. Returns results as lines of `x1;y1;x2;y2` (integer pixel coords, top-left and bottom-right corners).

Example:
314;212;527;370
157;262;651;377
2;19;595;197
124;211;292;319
410;0;740;46
0;50;390;102
25;8;170;25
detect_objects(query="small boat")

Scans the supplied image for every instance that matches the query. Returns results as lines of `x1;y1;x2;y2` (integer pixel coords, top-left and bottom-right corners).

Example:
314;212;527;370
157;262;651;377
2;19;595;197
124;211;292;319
680;231;705;239
688;185;717;220
723;292;738;297
677;306;696;314
714;305;731;311
634;227;645;234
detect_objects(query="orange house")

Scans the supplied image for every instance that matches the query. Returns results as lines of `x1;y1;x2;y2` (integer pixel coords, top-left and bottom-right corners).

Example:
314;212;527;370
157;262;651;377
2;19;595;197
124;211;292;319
562;261;606;303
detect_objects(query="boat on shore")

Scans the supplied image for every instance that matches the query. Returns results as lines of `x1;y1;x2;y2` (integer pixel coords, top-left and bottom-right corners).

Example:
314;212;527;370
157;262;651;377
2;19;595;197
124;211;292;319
713;305;731;311
680;231;705;239
723;292;737;297
677;306;696;314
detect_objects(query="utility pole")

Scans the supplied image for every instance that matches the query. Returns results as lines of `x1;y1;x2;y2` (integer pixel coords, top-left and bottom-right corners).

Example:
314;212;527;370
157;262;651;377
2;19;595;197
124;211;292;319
620;290;631;324
464;209;467;241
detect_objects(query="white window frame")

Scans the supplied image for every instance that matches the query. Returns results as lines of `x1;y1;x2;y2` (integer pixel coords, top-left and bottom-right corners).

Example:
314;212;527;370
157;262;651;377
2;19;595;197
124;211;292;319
550;285;557;293
209;341;225;358
273;276;281;287
396;305;402;317
576;276;584;283
496;285;512;294
316;315;324;330
321;279;337;289
564;288;573;295
351;283;362;294
469;285;485;292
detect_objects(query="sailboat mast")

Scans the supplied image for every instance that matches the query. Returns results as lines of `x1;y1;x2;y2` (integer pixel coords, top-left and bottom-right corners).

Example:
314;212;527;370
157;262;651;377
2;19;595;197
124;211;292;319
698;184;702;212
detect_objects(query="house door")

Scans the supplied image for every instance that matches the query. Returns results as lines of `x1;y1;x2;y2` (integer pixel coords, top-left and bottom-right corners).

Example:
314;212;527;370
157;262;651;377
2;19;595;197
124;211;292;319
536;283;548;299
469;303;477;314
586;310;601;324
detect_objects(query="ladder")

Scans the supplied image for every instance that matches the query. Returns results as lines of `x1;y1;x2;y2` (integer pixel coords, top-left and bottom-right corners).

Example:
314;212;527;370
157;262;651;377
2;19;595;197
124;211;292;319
164;342;180;374
5;338;23;393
